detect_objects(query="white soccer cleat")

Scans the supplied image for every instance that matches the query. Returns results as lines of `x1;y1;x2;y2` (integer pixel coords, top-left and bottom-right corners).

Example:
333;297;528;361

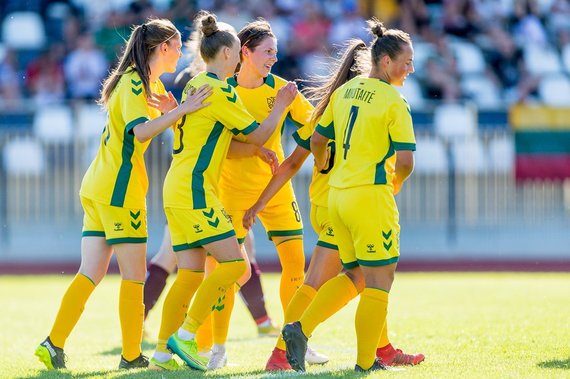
207;346;227;370
198;350;212;360
305;345;329;365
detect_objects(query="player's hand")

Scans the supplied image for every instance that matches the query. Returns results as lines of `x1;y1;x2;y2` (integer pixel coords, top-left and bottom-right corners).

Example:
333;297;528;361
148;91;178;113
392;177;402;195
256;147;278;174
181;84;213;114
274;82;298;111
243;202;265;230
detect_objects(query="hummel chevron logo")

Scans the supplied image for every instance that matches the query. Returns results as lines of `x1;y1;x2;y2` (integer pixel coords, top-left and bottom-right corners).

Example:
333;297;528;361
202;208;215;218
383;240;393;251
131;87;142;95
131;79;142;86
226;93;237;103
208;217;220;228
382;230;392;240
130;210;141;220
131;220;141;230
221;85;232;93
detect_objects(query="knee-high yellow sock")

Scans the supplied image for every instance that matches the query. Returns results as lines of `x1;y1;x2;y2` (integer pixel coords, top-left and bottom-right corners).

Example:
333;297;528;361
196;312;213;352
156;269;204;353
212;284;236;345
355;288;388;370
119;279;144;361
182;259;246;334
49;273;96;348
377;319;390;349
300;274;358;337
275;284;316;351
275;238;305;313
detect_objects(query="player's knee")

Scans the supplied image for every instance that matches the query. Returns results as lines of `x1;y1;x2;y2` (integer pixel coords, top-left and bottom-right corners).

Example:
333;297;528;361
345;270;365;293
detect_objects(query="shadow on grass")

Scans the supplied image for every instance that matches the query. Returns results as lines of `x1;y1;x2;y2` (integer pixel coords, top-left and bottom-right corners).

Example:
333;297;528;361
99;340;156;356
15;370;112;379
537;357;570;370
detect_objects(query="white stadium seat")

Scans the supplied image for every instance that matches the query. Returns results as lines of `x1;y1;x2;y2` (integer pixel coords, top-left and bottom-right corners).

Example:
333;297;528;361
433;103;477;140
33;105;73;144
539;74;570;107
77;104;107;141
524;43;562;75
414;137;448;174
451;137;487;174
1;12;46;49
487;136;514;173
450;40;486;74
3;138;45;176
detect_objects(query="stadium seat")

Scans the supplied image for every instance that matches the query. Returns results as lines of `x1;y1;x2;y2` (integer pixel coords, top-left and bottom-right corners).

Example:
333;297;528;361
397;76;425;108
461;75;501;108
433;103;477;140
451;137;487;174
524;43;562;75
33;105;73;144
450;40;486;74
487;135;514;173
538;74;570;107
2;138;45;176
76;103;107;141
414;136;448;174
411;41;435;72
1;12;46;49
562;43;570;74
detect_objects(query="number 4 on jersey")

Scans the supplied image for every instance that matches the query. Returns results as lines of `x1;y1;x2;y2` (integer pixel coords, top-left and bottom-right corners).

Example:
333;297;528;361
342;105;359;159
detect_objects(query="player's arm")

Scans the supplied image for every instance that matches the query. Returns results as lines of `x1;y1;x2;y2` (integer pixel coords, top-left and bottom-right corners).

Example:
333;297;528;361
392;150;414;195
133;84;212;143
243;145;310;229
242;82;298;146
227;140;278;173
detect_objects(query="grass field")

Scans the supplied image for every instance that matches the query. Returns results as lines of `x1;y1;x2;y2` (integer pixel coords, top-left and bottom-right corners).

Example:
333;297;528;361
1;272;569;378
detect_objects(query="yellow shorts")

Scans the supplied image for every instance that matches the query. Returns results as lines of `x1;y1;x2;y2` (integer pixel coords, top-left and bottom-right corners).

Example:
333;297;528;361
165;206;235;252
328;185;400;269
310;204;337;250
227;199;303;242
81;196;147;244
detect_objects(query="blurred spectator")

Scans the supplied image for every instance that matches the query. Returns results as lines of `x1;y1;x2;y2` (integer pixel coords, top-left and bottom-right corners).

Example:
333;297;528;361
64;33;108;100
442;0;481;40
0;48;23;107
290;1;330;55
398;0;432;40
421;56;462;102
327;1;368;47
483;25;540;104
509;0;548;46
94;10;131;65
24;43;66;105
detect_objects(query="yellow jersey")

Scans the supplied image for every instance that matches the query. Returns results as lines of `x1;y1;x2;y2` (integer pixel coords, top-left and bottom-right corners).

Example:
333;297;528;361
163;72;259;210
315;76;416;190
219;74;314;210
80;70;165;209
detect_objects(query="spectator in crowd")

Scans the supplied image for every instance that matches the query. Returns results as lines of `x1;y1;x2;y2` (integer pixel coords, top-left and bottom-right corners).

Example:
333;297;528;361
0;48;23;107
64;33;108;100
25;43;66;105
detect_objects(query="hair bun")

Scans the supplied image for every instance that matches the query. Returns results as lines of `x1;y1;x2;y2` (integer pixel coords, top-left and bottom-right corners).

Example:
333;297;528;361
366;18;385;38
201;15;219;37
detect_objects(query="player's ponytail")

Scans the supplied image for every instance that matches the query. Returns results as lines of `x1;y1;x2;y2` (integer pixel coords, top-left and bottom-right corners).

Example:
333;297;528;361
192;10;236;63
367;17;411;65
304;40;369;123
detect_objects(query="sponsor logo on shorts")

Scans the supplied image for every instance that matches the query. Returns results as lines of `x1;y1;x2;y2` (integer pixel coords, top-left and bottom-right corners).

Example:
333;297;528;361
193;224;203;233
366;244;376;253
114;222;123;232
326;227;334;237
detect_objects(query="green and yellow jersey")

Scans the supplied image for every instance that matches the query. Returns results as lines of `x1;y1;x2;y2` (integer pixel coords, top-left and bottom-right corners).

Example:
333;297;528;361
315;76;416;191
163;72;258;210
219;73;314;210
80;70;165;209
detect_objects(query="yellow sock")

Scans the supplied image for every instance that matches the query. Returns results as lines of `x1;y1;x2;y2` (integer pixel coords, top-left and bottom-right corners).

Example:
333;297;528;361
156;269;204;353
119;279;144;361
377;319;390;349
49;273;96;348
275;238;305;313
275;284;316;351
196;312;213;352
355;288;388;370
212;284;236;345
182;259;246;334
300;274;358;337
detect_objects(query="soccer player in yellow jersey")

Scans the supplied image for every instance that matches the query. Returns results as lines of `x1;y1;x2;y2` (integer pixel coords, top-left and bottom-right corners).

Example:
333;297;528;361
283;18;417;373
244;40;423;371
220;19;314;317
35;19;212;370
149;11;297;371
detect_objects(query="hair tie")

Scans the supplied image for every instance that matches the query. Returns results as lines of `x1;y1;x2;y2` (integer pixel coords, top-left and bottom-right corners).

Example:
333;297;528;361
141;24;148;35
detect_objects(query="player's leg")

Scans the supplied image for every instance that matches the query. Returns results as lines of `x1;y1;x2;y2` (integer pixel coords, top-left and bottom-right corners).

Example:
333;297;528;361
144;224;177;320
114;241;150;369
36;197;112;370
376;320;425;366
239;230;279;336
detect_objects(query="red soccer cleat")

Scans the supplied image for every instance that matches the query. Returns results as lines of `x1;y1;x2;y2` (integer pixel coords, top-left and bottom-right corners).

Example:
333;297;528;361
265;348;292;371
376;344;425;366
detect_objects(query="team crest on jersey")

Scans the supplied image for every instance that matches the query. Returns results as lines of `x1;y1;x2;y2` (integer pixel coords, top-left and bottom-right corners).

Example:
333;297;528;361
366;244;376;253
267;96;275;110
114;222;123;232
193;224;203;233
